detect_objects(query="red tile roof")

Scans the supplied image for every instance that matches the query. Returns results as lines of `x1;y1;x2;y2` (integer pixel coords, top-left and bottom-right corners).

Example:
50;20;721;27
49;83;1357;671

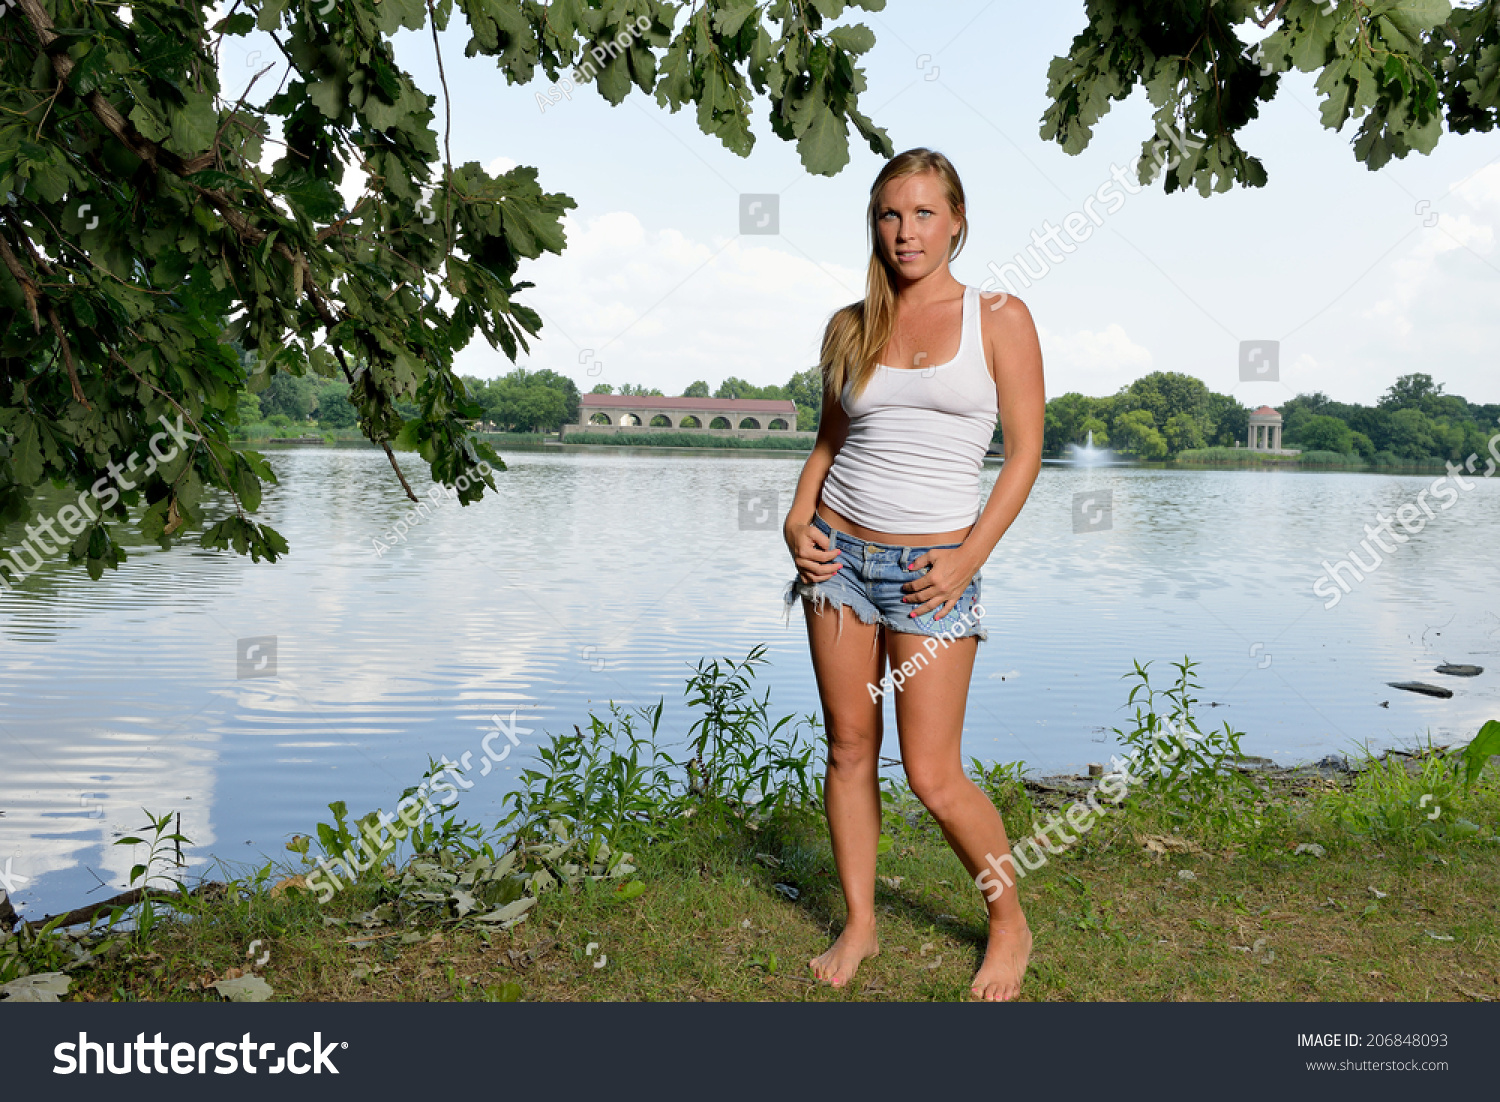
1250;405;1280;417
582;394;795;413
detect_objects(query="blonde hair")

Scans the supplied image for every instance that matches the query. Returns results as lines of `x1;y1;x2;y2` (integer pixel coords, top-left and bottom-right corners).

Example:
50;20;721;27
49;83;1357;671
819;148;969;404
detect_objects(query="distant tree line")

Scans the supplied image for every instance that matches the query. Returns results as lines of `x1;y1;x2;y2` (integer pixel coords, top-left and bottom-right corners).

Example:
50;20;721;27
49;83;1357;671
1041;371;1496;464
1275;374;1499;465
235;354;1495;467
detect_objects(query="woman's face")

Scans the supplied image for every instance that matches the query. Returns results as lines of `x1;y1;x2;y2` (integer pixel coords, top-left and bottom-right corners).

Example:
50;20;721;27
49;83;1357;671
874;171;961;280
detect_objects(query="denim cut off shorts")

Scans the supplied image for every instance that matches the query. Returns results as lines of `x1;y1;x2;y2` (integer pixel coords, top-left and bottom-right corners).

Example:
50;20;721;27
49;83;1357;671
782;513;987;646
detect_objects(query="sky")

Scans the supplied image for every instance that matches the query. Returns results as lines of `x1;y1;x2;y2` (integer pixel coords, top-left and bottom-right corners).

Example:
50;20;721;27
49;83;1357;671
220;2;1500;410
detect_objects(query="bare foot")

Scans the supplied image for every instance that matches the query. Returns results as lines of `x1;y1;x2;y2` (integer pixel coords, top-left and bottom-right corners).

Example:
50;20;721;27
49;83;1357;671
809;921;880;988
970;921;1032;1001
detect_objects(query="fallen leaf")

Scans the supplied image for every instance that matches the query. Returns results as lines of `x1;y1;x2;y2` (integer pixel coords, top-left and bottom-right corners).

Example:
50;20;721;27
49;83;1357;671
611;880;646;902
213;975;274;1002
0;972;71;1002
474;896;535;928
1142;834;1202;855
270;875;308;899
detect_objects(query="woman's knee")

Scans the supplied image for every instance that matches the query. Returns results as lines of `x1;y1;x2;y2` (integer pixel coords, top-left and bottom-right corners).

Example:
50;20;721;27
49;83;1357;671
825;725;880;773
906;767;971;821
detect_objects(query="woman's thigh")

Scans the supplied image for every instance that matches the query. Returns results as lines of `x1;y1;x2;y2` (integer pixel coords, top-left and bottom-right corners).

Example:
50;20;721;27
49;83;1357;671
801;596;887;749
886;629;977;786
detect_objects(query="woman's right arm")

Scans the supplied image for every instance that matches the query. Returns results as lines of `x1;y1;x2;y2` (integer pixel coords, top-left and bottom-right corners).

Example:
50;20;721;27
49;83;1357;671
783;369;849;582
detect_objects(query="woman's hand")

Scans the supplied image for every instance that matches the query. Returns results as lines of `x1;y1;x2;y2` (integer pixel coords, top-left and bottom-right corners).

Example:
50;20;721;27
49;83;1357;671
785;517;842;585
902;546;982;620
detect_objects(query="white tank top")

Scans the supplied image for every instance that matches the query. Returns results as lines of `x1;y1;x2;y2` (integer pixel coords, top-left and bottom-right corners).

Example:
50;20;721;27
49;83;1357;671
819;284;998;534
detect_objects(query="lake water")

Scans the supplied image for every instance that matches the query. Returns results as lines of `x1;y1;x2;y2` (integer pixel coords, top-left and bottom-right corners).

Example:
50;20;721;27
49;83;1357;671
3;444;1497;916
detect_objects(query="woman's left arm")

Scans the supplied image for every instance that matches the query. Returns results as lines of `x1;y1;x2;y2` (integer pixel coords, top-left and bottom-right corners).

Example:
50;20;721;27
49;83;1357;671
904;290;1045;618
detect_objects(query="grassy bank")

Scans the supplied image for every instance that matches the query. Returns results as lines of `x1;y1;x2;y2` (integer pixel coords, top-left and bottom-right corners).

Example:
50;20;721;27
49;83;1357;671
1171;446;1470;473
229;430;560;447
4;655;1497;1003
1172;446;1362;468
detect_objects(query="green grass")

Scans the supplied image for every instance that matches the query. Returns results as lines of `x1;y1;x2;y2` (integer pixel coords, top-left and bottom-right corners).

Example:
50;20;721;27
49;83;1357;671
5;657;1497;1004
13;767;1498;1004
1172;446;1365;467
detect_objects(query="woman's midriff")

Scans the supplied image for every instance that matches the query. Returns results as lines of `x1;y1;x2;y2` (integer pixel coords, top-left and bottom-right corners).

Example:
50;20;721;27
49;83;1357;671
815;500;973;546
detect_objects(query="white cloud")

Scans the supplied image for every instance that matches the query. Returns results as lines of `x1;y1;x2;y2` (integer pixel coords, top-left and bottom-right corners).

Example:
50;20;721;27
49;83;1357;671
1036;322;1155;398
1454;162;1500;213
453;211;862;393
1353;162;1499;394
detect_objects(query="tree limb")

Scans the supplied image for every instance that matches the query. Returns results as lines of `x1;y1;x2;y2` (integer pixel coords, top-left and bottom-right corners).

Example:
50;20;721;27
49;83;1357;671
110;348;241;518
301;266;421;502
18;882;226;933
12;0;212;176
0;229;41;331
15;0;420;500
45;302;89;408
1253;1;1290;30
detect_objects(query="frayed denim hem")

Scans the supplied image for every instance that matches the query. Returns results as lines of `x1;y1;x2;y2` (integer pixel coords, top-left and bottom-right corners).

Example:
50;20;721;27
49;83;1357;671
783;577;984;647
782;577;883;649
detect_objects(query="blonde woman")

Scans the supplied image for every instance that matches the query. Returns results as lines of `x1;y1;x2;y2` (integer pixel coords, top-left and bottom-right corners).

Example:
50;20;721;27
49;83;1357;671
782;148;1045;1001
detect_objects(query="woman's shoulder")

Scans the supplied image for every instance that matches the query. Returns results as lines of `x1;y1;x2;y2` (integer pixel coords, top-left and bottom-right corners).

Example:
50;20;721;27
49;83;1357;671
976;286;1034;339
